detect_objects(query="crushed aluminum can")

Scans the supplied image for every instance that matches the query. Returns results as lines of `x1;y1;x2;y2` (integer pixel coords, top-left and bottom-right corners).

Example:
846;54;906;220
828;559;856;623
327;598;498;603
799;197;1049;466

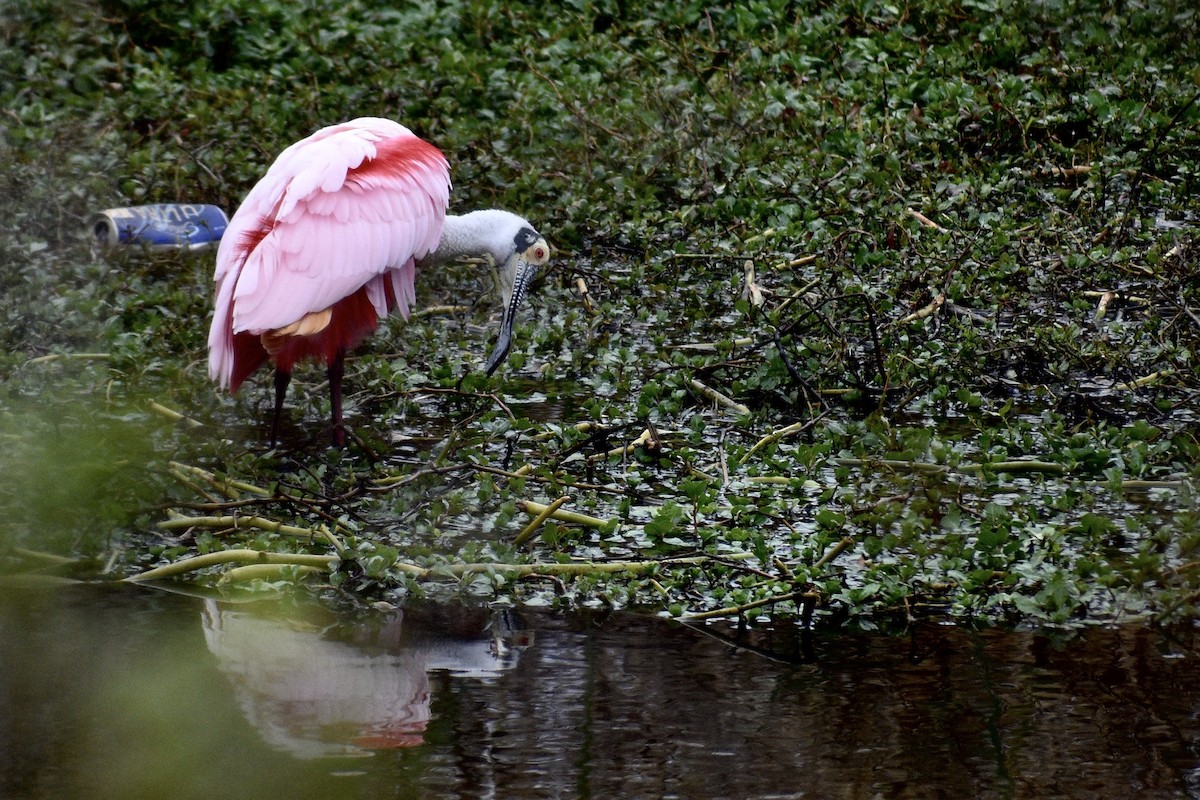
90;204;229;250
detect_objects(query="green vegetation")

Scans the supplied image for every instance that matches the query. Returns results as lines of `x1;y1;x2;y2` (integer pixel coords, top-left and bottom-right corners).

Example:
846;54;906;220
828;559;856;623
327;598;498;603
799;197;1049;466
2;0;1198;629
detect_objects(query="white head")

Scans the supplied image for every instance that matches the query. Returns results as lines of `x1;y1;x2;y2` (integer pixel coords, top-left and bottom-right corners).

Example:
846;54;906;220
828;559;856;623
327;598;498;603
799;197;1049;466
436;209;550;375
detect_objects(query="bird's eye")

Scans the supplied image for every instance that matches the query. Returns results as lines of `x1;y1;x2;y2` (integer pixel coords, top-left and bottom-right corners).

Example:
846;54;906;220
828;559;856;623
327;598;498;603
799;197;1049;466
535;246;547;260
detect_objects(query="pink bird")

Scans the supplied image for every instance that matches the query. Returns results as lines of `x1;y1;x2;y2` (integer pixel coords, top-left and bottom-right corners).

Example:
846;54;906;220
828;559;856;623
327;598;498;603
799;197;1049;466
207;117;550;446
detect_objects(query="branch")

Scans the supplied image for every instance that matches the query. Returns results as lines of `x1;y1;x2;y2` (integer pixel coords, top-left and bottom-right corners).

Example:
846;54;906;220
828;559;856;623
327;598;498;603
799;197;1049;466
738;413;829;467
688;378;751;416
517;499;611;529
147;400;203;429
218;564;326;583
679;588;818;621
26;352;111;365
514;495;572;546
834;456;1066;476
409;304;469;319
158;514;321;537
897;294;945;325
906;207;949;232
1115;369;1175;390
157;513;347;553
169;462;271;498
125;550;338;582
421;555;731;580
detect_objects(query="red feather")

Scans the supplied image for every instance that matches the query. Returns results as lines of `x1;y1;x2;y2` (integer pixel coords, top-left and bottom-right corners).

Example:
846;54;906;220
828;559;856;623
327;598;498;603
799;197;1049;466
228;279;399;393
349;135;446;183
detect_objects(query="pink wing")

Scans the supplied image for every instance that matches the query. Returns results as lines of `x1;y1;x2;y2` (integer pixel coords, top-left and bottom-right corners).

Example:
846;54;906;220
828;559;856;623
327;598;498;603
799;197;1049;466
208;118;451;389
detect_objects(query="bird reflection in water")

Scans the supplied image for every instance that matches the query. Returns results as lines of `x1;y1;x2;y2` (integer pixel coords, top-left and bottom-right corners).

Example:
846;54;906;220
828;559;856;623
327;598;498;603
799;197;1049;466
202;600;530;759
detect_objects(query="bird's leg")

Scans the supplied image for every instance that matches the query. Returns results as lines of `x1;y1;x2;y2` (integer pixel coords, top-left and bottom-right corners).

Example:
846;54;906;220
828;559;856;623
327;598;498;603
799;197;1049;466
328;350;346;447
270;368;291;447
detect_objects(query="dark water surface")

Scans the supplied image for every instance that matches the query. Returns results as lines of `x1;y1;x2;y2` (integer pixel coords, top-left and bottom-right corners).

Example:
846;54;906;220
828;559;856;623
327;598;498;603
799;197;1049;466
1;585;1197;800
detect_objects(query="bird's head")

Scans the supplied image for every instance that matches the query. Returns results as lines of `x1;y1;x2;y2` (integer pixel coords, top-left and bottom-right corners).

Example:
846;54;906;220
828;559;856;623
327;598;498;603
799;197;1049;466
481;212;550;375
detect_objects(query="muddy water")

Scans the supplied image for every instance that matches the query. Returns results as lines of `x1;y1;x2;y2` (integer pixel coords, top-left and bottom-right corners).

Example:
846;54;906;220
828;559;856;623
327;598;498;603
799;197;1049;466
1;585;1196;800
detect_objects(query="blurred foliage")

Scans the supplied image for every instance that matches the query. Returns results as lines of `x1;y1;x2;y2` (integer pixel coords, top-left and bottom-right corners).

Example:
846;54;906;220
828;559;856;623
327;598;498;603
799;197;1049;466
1;0;1199;628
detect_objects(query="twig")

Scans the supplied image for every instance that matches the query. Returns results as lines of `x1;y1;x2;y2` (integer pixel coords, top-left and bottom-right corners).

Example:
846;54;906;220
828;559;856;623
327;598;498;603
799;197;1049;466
1093;290;1118;322
575;277;596;314
833;456;1066;476
125;550;338;582
771;329;825;408
9;547;81;566
589;427;656;462
944;301;991;323
737;413;828;467
678;589;818;621
860;291;889;409
172;133;220;183
424;555;713;580
742;260;765;308
371;463;474;489
516;499;610;529
906;208;949;232
897;294;945;324
130;551;759;586
532;420;607;442
407;386;517;422
740;227;777;247
688;378;751;416
513;496;572;546
157;514;333;541
1116;89;1200;244
1033;165;1094;179
676;538;851;621
772;278;822;316
685;463;719;483
665;252;738;262
1115;369;1175;390
409;304;469;319
1119;479;1190;490
1083;290;1150;304
166;467;221;504
717;429;730;487
773;255;819;270
218;564;326;583
838;456;1189;491
813;535;855;568
463;461;634;497
169;462;271;498
26;352;111;365
147;400;203;429
674;336;754;352
1154;586;1200;622
466;463;535;481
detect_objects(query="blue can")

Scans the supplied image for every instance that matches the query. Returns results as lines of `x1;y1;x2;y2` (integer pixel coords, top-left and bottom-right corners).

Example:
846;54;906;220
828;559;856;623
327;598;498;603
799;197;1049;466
90;204;229;250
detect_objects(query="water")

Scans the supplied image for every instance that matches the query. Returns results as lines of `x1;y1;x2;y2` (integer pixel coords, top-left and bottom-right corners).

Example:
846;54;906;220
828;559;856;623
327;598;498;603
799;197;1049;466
1;584;1197;799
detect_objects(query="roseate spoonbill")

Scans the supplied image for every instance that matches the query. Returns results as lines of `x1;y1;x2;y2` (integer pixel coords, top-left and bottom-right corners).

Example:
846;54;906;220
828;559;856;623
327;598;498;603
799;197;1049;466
207;117;550;446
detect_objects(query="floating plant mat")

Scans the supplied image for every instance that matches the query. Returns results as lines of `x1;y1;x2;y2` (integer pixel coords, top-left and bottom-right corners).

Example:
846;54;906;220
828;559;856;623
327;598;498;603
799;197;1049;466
2;1;1198;628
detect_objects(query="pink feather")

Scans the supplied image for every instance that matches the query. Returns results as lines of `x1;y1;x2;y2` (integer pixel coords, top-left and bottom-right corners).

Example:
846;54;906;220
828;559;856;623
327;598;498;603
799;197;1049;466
207;118;451;392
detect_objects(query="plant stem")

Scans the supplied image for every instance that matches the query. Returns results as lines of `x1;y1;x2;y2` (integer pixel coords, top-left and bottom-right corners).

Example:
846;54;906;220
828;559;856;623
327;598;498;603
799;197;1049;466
688;378;751;416
147;401;203;429
157;514;323;538
218;564;325;583
169;462;271;497
125;550;338;582
514;495;571;546
517;499;610;529
679;589;819;621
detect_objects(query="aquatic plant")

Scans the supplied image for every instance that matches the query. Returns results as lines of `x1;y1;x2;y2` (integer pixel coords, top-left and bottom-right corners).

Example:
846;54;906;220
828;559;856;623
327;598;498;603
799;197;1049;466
2;0;1198;628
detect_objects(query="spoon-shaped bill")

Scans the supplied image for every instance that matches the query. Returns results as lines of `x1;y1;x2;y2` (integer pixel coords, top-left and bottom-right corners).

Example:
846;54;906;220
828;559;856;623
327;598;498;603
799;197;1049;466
484;252;537;376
